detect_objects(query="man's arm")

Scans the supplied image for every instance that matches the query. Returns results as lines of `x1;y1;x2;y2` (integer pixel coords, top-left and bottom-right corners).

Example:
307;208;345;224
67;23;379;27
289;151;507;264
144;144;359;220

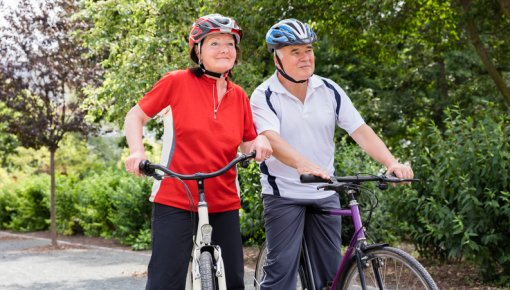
350;124;413;179
261;130;329;179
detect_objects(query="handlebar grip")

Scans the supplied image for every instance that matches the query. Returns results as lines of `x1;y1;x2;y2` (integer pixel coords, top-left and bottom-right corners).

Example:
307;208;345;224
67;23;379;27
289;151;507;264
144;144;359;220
240;151;256;168
300;174;332;184
385;173;420;183
138;160;154;176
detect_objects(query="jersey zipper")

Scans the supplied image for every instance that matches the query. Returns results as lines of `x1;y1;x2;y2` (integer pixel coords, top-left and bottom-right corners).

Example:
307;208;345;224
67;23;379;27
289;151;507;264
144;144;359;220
212;83;232;119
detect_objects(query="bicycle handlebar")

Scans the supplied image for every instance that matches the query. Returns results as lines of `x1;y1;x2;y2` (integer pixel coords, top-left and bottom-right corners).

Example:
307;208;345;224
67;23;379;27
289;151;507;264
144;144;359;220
300;174;419;184
300;174;419;191
139;151;256;181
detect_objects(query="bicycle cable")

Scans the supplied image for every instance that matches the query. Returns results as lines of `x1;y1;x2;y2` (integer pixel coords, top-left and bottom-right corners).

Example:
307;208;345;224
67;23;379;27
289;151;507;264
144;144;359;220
342;173;380;237
160;175;197;244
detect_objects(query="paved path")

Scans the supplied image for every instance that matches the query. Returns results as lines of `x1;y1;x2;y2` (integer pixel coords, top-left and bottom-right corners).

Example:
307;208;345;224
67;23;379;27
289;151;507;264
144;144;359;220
0;231;256;290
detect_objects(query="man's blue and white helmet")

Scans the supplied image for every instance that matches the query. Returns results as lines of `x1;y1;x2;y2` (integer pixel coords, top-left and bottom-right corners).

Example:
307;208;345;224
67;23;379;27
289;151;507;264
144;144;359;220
265;19;317;53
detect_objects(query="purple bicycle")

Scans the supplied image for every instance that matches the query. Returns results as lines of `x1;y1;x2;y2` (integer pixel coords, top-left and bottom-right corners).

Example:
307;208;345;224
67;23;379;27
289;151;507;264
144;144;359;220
254;174;438;290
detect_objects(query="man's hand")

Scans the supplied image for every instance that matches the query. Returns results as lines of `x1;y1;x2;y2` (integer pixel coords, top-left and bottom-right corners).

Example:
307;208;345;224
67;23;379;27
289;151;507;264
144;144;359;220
386;161;413;184
296;158;329;180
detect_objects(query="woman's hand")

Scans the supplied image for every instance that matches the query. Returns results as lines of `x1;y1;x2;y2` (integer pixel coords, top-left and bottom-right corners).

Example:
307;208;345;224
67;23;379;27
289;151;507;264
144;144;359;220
124;150;148;176
245;135;273;162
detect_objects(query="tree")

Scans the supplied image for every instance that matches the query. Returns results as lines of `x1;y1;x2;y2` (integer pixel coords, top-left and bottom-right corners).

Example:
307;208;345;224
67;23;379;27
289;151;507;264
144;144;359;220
76;0;200;125
0;0;100;246
458;0;510;105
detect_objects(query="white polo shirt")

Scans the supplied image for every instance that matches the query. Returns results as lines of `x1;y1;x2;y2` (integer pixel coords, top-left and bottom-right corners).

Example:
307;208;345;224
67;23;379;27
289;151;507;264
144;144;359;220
250;72;365;199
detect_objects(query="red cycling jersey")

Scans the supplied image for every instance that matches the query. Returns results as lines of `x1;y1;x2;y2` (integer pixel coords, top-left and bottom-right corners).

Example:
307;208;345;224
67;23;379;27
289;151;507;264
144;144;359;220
139;69;257;213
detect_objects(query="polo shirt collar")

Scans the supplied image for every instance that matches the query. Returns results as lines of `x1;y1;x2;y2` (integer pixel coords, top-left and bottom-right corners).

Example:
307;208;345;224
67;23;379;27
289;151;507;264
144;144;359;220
268;71;324;94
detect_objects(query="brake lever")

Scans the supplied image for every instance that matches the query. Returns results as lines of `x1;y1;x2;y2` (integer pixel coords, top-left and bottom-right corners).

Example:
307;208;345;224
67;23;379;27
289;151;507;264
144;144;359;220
317;184;338;191
240;158;251;168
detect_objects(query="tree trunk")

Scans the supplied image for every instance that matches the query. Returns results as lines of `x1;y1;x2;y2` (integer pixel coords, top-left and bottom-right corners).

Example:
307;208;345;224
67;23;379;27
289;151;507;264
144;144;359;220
459;0;510;106
498;0;510;19
433;56;449;127
50;149;58;247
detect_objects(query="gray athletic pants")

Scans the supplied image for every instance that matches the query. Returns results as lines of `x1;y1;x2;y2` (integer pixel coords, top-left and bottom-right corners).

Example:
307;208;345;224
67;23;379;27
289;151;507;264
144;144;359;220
260;194;342;290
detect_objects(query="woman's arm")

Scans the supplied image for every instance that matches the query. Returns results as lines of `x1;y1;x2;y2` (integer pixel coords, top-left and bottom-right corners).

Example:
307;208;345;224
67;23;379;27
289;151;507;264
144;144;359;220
124;104;151;176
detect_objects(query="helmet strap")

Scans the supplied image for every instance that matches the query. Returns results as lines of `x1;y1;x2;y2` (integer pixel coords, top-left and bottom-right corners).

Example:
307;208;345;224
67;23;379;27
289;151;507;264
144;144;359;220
275;53;307;84
200;64;229;78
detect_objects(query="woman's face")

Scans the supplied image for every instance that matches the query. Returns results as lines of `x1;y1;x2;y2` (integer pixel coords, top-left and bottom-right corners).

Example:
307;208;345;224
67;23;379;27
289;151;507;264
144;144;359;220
198;33;237;74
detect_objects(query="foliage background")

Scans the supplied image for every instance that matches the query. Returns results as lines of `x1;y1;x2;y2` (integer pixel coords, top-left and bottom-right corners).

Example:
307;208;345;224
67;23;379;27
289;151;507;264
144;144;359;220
1;0;509;285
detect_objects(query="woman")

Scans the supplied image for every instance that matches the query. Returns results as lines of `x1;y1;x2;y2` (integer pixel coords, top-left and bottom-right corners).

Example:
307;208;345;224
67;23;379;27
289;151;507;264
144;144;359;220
124;14;272;290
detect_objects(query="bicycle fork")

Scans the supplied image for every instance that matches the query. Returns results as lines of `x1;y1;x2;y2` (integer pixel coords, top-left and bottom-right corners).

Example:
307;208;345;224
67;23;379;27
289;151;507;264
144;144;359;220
353;244;386;290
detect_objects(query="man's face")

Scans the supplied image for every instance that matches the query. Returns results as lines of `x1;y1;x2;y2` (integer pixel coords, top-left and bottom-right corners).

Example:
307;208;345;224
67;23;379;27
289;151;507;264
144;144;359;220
275;44;315;81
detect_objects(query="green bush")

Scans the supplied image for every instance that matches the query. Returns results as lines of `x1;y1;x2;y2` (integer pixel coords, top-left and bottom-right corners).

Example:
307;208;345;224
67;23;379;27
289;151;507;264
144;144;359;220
73;167;152;246
0;189;17;229
108;170;152;247
392;106;510;284
239;161;264;245
4;175;50;231
55;174;81;235
74;171;118;237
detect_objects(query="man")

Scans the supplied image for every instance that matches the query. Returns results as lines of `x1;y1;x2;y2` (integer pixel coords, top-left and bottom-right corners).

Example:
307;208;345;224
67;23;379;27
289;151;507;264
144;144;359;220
250;19;413;290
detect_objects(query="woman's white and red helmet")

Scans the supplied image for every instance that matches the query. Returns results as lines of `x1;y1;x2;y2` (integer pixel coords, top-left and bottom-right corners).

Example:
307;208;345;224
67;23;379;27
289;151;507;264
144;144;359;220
189;14;242;64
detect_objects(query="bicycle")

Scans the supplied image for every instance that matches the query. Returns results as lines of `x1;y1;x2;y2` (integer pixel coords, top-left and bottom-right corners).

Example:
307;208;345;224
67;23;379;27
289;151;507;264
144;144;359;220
254;173;438;290
139;151;255;290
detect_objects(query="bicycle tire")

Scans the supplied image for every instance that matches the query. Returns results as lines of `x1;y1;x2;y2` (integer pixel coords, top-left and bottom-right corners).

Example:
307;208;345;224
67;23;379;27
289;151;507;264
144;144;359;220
199;251;217;290
338;246;438;290
254;240;306;290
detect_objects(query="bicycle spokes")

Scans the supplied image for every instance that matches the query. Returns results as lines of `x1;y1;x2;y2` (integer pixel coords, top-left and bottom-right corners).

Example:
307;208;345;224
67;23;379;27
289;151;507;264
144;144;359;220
344;248;437;290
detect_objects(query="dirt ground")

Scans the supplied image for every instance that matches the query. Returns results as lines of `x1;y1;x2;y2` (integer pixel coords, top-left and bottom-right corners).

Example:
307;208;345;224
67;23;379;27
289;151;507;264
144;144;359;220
13;231;505;289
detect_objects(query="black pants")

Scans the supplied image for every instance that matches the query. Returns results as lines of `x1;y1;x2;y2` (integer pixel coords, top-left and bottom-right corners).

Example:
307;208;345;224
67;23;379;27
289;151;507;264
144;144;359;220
145;203;245;290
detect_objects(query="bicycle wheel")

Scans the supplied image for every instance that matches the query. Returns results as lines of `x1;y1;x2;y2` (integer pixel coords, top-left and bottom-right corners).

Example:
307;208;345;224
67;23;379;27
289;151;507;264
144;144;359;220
339;246;438;290
254;241;268;289
254;241;306;290
199;251;217;290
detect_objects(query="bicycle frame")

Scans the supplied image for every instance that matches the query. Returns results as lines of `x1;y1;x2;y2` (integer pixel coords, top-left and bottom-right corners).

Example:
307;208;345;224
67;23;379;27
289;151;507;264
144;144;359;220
306;188;373;289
